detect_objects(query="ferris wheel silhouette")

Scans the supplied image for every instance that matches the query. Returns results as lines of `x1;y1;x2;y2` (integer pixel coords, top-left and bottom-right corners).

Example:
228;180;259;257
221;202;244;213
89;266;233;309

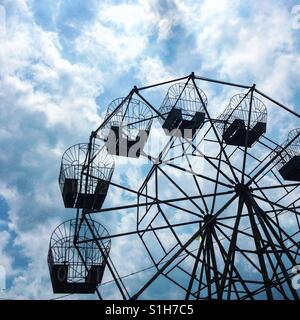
48;72;300;300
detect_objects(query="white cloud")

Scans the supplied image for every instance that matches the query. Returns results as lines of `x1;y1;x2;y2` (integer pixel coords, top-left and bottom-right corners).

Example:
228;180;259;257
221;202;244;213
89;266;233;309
0;230;13;275
136;56;174;85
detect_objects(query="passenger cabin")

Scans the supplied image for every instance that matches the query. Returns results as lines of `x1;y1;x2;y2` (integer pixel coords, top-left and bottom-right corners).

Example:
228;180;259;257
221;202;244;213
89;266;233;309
104;97;153;158
48;219;110;294
222;119;266;147
49;263;105;294
279;156;300;181
217;94;267;147
106;125;150;158
162;109;205;139
59;143;114;210
273;129;300;181
159;82;207;139
62;178;109;209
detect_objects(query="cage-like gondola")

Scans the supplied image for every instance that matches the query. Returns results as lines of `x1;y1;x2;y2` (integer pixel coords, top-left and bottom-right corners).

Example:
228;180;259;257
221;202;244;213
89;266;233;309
271;128;300;181
48;218;110;294
59;143;114;210
217;93;267;147
104;97;153;158
158;82;207;139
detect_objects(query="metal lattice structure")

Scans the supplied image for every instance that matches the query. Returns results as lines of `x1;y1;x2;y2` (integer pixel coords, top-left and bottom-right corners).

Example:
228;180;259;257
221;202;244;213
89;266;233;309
49;72;300;300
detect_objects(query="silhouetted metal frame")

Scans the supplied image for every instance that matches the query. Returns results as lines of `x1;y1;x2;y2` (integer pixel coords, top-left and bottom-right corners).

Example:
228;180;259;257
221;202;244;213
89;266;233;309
69;73;300;300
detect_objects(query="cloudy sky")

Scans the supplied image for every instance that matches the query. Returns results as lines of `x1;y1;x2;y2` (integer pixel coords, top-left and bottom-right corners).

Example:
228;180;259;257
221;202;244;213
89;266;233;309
0;0;300;300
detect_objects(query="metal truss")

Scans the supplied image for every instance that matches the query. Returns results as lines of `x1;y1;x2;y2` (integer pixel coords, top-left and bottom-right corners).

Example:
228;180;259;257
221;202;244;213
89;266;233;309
51;72;300;300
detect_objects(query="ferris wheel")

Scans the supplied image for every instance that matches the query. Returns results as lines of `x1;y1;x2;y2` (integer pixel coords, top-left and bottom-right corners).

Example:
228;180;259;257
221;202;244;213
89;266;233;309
48;72;300;300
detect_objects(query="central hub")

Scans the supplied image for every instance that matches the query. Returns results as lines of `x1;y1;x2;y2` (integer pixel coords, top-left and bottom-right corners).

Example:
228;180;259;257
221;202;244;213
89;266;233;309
203;214;216;227
235;183;251;195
